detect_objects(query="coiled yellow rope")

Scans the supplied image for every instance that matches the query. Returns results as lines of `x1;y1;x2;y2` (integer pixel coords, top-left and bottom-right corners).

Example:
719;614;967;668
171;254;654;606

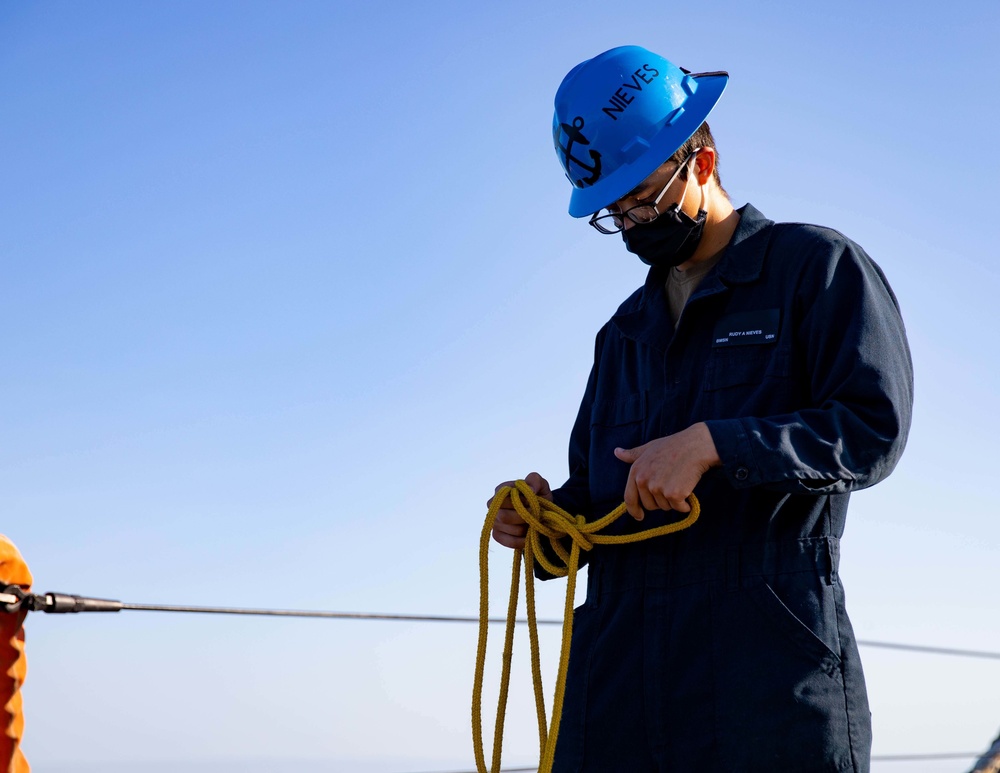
472;480;700;773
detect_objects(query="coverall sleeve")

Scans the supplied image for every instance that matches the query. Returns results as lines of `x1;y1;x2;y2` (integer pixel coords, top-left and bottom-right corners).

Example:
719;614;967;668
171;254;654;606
533;332;602;580
552;366;598;516
705;236;914;493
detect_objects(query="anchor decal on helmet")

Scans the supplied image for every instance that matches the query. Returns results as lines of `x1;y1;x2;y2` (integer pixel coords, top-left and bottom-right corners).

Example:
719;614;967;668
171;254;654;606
555;116;602;188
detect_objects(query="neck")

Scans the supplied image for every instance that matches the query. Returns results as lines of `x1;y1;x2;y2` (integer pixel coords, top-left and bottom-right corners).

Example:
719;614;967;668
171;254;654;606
676;187;739;271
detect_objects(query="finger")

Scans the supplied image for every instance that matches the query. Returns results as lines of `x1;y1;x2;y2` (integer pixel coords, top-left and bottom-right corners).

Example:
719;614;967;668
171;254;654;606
651;489;674;512
492;516;528;538
524;471;552;500
487;481;517;509
650;482;691;513
614;444;645;463
495;507;527;528
492;480;516;495
623;473;644;521
638;485;659;514
492;528;525;550
667;496;692;514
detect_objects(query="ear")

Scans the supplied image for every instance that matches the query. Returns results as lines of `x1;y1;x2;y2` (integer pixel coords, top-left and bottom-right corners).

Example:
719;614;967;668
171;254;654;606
692;148;716;186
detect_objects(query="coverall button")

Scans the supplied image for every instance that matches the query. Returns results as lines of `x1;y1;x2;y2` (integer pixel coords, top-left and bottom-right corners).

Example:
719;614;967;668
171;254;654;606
735;467;749;481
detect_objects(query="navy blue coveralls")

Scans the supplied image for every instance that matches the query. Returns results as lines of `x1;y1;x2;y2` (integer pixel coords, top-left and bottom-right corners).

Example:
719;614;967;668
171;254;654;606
543;204;913;772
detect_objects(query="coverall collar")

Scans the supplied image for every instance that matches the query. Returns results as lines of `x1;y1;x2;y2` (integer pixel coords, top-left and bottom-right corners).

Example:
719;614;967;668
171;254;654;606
612;203;775;349
713;202;774;285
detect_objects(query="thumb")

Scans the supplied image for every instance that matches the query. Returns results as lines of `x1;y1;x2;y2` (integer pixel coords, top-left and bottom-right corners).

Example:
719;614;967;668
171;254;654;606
524;471;552;500
614;444;645;463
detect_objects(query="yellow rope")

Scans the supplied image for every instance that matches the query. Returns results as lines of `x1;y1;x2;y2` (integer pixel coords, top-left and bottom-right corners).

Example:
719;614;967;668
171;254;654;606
472;480;701;773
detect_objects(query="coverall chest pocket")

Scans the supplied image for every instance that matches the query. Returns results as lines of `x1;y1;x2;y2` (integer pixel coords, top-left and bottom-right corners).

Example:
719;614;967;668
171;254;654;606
701;344;793;416
703;345;789;390
588;392;646;509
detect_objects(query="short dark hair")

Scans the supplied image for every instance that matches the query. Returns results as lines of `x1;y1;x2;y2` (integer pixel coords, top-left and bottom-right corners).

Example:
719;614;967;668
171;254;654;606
667;122;727;196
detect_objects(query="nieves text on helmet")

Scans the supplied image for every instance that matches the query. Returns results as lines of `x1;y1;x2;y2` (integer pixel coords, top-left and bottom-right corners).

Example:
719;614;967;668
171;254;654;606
602;64;661;121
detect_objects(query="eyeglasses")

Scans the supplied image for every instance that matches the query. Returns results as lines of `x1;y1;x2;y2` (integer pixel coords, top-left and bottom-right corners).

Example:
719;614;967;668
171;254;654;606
588;150;699;234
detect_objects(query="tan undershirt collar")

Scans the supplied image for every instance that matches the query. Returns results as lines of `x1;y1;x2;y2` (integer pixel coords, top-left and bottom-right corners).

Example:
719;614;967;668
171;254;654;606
665;251;723;326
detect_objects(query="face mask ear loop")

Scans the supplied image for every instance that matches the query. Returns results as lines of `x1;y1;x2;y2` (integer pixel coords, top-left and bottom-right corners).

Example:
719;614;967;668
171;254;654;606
691;154;708;216
675;169;691;214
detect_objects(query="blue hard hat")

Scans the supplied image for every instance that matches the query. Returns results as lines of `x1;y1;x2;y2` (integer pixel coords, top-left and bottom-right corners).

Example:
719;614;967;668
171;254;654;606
553;45;728;217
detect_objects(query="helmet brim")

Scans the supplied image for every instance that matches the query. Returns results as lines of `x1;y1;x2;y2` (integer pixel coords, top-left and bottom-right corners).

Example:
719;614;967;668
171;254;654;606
567;71;729;218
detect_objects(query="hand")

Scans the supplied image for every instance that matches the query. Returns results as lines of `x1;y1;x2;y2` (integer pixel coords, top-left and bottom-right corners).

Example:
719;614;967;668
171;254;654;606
488;472;552;550
613;422;720;521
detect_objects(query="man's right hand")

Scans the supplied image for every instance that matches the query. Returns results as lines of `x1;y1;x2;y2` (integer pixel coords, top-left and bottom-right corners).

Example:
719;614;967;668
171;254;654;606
488;472;553;550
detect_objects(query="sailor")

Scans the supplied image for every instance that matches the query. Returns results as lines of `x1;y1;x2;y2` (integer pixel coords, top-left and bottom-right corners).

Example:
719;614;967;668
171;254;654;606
489;45;913;771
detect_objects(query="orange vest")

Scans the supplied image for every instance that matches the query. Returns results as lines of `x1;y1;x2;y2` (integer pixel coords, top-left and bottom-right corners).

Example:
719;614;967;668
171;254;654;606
0;536;31;773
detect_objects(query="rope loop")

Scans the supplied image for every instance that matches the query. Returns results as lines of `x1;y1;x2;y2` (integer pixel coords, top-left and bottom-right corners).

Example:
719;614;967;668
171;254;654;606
472;481;700;773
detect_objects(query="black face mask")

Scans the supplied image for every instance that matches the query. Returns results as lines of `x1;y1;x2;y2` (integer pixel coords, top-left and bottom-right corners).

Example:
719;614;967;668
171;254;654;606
621;204;707;269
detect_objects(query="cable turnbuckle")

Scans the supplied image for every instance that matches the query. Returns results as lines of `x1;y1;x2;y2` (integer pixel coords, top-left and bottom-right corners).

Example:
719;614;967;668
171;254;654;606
1;585;122;614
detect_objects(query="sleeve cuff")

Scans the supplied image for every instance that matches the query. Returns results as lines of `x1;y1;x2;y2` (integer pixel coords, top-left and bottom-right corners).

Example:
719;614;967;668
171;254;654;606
704;418;762;489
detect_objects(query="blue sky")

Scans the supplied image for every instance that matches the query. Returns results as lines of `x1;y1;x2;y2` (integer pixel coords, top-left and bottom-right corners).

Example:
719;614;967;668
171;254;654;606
2;2;999;771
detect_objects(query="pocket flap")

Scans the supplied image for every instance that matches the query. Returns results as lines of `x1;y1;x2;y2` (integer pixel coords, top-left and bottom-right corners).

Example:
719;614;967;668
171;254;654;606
590;391;646;427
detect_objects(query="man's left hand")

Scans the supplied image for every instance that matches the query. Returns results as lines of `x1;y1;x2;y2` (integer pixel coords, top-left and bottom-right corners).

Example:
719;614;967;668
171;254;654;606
614;422;721;521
